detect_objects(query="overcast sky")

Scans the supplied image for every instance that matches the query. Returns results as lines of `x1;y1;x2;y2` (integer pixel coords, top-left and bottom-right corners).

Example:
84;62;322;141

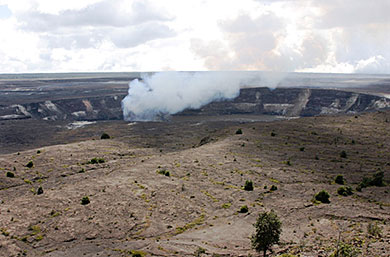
0;0;389;73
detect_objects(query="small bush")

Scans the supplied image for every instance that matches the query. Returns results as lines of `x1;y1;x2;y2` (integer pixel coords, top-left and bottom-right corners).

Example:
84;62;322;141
370;171;385;186
131;250;146;257
6;171;14;178
335;175;345;185
270;185;278;191
235;128;243;135
100;132;110;139
244;180;254;191
314;190;330;203
271;132;276;137
357;171;385;191
299;147;305;152
37;150;41;154
88;158;105;164
221;203;231;209
367;222;382;238
81;196;90;205
239;205;248;213
337;186;353;196
26;161;34;168
37;186;44;195
340;150;347;158
157;169;170;177
194;247;206;257
330;241;360;257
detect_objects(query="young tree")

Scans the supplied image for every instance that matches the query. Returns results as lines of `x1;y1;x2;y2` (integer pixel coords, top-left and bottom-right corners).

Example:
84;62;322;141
251;210;282;257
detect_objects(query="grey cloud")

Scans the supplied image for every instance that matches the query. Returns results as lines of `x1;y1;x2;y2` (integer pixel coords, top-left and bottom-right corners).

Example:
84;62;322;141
192;0;390;73
19;0;173;32
110;22;176;48
314;0;390;28
192;13;310;71
14;0;176;50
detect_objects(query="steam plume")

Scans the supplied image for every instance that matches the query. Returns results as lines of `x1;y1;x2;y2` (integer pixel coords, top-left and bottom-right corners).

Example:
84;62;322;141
121;71;281;121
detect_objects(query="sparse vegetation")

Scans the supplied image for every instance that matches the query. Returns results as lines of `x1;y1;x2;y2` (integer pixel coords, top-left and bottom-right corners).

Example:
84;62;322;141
157;169;170;176
194;247;206;257
100;132;110;139
26;161;34;168
340;150;347;158
239;205;248;213
235;128;243;134
37;186;43;195
88;157;105;164
6;171;14;178
270;185;278;191
335;174;345;185
367;222;382;238
330;241;361;257
337;186;353;196
81;196;90;205
356;171;385;191
251;210;281;257
244;180;254;191
314;190;330;203
221;203;231;209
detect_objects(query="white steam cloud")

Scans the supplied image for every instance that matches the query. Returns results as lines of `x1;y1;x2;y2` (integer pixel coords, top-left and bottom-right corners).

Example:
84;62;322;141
121;71;283;121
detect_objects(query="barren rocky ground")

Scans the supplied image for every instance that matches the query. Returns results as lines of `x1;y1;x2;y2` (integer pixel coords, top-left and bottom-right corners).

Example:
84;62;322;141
0;111;389;256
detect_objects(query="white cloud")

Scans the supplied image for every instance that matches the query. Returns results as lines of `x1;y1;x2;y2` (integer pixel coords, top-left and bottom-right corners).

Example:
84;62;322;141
0;0;389;73
191;0;390;74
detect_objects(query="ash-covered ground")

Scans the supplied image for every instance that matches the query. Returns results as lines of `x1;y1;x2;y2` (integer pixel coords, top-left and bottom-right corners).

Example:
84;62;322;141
0;73;389;256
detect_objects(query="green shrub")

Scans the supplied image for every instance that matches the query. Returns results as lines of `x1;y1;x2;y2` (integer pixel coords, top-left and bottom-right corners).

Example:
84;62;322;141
239;205;248;213
131;250;146;257
6;171;14;178
271;132;276;137
340;150;347;158
157;169;170;176
357;171;385;191
81;196;90;205
251;210;282;257
235;128;243;135
335;175;345;185
26;161;34;168
337;186;353;196
244;180;254;191
88;158;105;164
367;222;382;238
194;247;206;257
330;241;360;257
100;132;110;139
314;190;330;203
37;186;43;195
370;171;385;186
270;185;278;191
221;203;231;209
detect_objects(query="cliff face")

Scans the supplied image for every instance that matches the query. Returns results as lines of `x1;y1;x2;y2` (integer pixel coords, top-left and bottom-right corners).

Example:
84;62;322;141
1;87;389;121
179;87;390;117
0;95;123;121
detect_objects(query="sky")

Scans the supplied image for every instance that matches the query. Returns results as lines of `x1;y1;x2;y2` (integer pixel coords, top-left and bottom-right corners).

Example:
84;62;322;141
0;0;389;74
